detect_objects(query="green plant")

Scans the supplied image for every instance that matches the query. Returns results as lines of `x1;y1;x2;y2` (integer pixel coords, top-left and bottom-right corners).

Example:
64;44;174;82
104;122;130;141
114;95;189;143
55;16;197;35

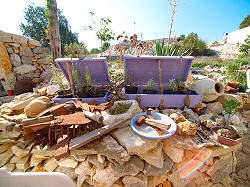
109;102;132;115
50;61;67;90
240;15;250;29
146;79;156;90
72;63;84;94
85;66;97;94
213;41;219;44
168;79;177;92
64;42;88;58
223;99;242;123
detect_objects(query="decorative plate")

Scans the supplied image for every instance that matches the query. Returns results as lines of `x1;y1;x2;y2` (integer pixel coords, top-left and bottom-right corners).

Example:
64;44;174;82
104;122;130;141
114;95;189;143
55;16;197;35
130;112;177;140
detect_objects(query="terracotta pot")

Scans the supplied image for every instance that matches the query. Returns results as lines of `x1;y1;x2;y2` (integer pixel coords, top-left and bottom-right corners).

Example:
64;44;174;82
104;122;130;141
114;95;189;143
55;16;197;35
7;90;14;96
191;79;224;102
211;127;242;146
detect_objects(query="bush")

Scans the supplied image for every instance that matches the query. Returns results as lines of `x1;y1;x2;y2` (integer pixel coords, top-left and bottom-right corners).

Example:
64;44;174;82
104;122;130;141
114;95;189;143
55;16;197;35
64;42;88;58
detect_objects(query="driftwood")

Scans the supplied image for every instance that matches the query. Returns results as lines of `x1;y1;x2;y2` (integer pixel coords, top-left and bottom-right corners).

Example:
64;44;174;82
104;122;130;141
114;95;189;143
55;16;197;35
144;118;171;131
69;119;128;150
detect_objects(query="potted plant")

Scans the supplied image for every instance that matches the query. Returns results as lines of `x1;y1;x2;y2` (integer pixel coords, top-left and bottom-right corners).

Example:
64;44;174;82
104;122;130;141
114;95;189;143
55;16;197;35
85;66;106;98
143;79;157;94
211;99;242;146
164;79;177;94
125;72;138;94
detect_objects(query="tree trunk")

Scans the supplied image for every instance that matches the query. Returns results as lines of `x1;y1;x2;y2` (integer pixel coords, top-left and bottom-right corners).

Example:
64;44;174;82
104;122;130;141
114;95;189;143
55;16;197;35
100;40;103;56
48;0;61;60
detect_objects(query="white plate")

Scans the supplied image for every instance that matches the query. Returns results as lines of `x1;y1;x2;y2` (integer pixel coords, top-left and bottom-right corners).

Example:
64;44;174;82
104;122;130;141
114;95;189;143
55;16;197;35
130;112;177;139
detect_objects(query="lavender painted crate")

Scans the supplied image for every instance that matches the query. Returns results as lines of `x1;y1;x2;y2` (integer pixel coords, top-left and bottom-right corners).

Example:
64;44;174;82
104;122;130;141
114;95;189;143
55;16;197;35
124;55;203;108
52;57;110;105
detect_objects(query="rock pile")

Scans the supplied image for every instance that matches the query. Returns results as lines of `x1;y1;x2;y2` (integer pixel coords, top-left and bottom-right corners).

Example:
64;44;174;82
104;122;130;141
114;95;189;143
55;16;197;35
0;90;249;186
0;30;52;95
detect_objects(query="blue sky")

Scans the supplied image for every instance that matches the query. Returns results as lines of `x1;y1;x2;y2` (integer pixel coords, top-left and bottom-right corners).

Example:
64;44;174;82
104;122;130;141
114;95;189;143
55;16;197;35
0;0;249;50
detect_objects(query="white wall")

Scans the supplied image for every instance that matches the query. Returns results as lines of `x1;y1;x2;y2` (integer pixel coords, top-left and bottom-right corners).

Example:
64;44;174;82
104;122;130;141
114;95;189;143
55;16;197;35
224;26;250;44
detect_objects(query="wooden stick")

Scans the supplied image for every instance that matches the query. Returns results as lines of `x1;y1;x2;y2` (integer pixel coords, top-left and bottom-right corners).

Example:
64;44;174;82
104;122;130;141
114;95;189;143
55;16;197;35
69;119;128;150
84;111;103;124
22;115;54;126
158;59;164;94
66;60;76;98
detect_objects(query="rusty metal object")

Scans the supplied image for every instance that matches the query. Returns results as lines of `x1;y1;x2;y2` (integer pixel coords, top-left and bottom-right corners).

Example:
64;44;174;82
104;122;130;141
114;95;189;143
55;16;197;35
55;136;70;160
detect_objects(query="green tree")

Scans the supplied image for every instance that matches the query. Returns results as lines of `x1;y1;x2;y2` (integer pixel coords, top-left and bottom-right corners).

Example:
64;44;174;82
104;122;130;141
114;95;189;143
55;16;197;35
90;48;100;54
64;42;89;58
20;3;79;55
85;12;115;55
240;15;250;29
183;33;207;56
102;42;110;52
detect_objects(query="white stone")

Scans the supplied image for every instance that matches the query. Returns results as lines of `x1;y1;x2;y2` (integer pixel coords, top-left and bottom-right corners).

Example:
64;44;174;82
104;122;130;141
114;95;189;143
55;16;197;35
75;160;92;175
101;100;142;126
122;174;148;187
58;156;78;168
10;54;21;66
112;126;158;155
138;142;163;168
11;145;29;158
43;157;58;172
163;143;184;163
13;64;36;75
92;163;120;187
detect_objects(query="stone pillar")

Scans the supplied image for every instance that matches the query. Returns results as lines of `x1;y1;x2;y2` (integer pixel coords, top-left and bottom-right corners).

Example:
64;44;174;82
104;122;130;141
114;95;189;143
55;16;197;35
0;42;16;92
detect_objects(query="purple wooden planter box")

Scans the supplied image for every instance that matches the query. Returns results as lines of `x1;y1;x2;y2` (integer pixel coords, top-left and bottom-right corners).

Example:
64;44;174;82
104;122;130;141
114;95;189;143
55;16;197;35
124;55;203;108
52;57;110;105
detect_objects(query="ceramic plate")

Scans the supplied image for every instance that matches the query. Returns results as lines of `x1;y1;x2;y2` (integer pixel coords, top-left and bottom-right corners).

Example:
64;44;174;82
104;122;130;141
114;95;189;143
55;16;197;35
130;112;177;140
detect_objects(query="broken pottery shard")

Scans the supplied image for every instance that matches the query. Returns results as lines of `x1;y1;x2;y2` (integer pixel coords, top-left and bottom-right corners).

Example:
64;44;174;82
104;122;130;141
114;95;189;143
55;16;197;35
0;149;14;167
143;153;174;176
137;142;164;168
163;143;184;163
58;156;78;168
114;155;144;177
92;163;120;187
87;154;107;169
43;157;58;172
112;126;158;155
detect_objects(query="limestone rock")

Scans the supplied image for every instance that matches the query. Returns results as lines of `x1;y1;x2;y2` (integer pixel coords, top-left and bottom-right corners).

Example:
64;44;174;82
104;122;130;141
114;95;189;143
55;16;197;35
112;126;158;155
16;155;30;170
3;163;16;172
43;157;58;172
20;46;32;56
242;130;250;154
55;167;77;180
122;173;148;187
92;163;120;187
75;160;92;175
199;115;219;128
138;142;163;168
30;155;45;167
87;154;106;169
0;30;12;42
0;149;14;167
13;64;36;75
7;47;14;54
37;57;48;64
101;100;142;126
203;102;223;115
77;175;89;187
24;99;47;118
177;120;197;136
58;156;78;168
211;143;241;157
169;113;186;123
236;151;250;172
183;108;200;123
11;145;29;158
143;153;173;176
10;54;21;66
0;143;16;154
224;114;241;126
21;56;33;64
217;94;243;109
35;96;50;104
40;68;52;82
12;34;28;45
114;155;144;177
0;42;16;91
33;47;44;53
38;87;47;96
163;143;184;163
29;40;42;47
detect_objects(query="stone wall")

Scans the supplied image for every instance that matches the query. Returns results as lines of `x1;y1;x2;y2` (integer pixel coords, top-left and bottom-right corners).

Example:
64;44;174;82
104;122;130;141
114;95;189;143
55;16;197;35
0;30;52;95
